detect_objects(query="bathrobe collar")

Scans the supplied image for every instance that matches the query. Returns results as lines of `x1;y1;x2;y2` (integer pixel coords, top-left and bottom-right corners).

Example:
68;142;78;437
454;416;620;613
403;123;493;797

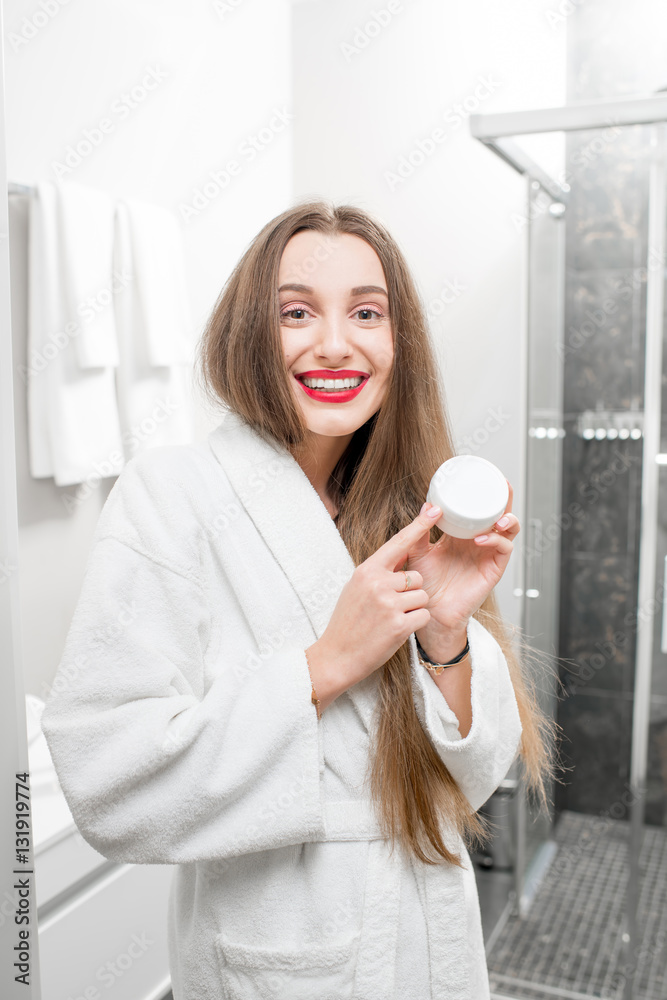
207;409;380;729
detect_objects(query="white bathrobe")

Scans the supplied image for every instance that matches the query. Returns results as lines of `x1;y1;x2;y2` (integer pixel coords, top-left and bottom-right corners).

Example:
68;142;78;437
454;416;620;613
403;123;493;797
40;408;523;1000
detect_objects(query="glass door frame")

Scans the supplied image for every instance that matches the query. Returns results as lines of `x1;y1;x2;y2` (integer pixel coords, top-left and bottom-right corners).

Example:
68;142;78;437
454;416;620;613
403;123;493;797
627;119;666;999
514;173;565;920
470;94;667;993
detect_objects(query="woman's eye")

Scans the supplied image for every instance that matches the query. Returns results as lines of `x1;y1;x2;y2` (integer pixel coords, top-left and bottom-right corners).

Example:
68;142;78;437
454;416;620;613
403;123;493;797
280;305;385;322
280;307;310;322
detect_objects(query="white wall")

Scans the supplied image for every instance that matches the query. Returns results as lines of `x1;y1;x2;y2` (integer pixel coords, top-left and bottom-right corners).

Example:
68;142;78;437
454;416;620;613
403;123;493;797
5;0;293;695
6;0;566;695
291;0;567;623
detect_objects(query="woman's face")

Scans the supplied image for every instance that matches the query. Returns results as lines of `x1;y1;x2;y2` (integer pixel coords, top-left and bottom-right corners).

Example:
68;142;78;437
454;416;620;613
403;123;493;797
278;230;394;440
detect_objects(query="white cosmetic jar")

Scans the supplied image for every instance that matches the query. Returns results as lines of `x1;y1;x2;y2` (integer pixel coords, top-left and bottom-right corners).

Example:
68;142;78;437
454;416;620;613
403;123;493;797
426;455;509;539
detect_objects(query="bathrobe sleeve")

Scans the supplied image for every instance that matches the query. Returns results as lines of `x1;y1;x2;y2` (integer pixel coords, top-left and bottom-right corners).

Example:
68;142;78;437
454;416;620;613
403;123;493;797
40;449;325;865
410;616;523;813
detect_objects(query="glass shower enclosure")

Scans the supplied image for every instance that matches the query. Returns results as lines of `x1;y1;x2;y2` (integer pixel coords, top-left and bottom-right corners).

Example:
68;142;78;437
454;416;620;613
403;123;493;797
470;95;667;1000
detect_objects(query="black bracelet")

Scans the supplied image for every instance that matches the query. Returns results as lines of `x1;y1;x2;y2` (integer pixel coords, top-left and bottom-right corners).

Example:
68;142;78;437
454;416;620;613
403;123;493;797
415;634;470;666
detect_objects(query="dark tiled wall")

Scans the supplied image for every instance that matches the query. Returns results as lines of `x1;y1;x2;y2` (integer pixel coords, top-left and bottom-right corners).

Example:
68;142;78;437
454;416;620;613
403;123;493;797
555;3;667;825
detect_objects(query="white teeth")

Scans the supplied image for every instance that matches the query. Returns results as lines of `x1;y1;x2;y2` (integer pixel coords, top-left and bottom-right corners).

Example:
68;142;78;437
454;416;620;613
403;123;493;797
301;376;365;390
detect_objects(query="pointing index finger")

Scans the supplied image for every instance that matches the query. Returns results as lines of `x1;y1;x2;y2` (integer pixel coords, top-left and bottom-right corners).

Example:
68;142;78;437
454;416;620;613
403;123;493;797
371;507;441;571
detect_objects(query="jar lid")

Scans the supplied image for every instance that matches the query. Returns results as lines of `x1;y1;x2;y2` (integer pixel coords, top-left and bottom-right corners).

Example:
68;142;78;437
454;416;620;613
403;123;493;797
426;455;509;535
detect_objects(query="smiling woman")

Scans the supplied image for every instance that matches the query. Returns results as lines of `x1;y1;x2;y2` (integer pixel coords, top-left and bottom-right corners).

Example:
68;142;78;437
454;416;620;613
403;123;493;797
41;198;559;1000
277;230;395;516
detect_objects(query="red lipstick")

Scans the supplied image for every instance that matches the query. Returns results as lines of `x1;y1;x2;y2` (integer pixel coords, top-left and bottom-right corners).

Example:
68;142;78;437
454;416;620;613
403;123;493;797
294;369;370;404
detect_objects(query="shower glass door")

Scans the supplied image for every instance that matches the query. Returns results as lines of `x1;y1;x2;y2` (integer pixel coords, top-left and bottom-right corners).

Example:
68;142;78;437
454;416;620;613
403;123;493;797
515;177;565;914
472;105;667;998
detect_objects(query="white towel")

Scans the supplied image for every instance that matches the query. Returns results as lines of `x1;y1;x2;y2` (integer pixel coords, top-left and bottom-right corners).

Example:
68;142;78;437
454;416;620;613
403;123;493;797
112;198;195;461
57;180;120;369
27;181;124;486
120;198;193;366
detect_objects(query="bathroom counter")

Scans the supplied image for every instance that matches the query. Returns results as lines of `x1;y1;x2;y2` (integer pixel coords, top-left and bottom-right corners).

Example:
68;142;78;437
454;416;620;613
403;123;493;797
26;695;173;1000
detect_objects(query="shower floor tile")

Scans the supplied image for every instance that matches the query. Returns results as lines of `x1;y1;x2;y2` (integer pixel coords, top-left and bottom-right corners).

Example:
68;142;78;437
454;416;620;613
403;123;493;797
486;810;667;1000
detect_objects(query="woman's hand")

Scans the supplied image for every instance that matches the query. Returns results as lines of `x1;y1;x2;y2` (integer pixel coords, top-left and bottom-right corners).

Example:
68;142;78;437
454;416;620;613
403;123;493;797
306;492;519;712
306;507;442;701
405;481;520;636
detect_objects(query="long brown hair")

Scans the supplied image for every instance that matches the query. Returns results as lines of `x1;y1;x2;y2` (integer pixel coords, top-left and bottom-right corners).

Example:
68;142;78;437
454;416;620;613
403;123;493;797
196;199;563;867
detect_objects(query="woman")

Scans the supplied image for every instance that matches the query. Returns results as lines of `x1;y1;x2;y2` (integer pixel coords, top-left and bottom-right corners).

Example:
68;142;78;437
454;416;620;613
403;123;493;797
41;200;557;1000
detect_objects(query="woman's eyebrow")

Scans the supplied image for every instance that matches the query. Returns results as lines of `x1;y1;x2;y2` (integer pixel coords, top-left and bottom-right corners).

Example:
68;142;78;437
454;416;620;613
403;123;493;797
351;285;388;297
278;283;388;297
278;283;312;294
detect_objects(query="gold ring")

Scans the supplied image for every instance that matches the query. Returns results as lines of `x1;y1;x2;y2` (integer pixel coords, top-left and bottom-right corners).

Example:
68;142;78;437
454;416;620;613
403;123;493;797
403;572;411;591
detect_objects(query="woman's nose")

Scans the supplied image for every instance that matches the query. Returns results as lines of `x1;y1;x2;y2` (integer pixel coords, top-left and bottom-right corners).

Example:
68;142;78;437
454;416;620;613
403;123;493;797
314;317;352;358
